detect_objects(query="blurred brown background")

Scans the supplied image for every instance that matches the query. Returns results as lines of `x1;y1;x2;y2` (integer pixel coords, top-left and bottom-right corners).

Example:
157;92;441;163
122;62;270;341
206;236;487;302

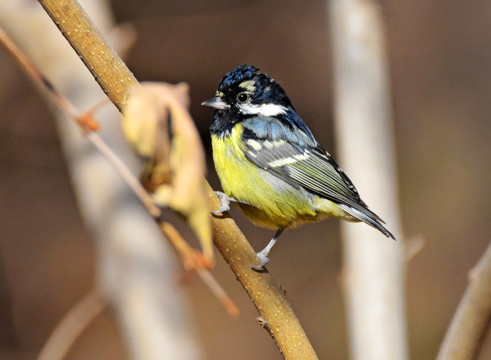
0;0;489;359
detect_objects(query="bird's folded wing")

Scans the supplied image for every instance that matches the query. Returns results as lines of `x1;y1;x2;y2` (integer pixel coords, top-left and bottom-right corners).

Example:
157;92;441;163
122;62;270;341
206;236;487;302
242;134;387;225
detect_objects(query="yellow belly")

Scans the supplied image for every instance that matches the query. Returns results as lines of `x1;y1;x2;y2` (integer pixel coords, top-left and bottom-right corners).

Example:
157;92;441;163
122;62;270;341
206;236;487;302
211;126;354;229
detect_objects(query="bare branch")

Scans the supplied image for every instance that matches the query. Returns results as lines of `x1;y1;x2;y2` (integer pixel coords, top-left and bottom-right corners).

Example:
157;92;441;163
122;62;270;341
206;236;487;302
0;26;235;314
0;1;203;358
37;290;106;360
36;0;138;110
437;243;491;360
32;0;318;358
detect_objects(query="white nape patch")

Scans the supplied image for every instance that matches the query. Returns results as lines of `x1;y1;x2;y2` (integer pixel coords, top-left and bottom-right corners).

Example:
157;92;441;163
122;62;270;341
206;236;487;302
238;103;288;116
267;152;309;168
246;139;263;151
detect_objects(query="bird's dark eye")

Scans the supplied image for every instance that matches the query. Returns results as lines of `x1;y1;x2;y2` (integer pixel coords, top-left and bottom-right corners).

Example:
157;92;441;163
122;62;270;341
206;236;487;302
236;92;250;103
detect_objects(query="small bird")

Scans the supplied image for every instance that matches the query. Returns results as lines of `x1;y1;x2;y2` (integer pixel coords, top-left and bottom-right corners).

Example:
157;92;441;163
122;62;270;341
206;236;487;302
202;65;395;268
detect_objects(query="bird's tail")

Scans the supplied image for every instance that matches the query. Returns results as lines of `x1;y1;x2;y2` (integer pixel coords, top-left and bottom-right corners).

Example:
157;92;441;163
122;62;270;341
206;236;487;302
337;204;396;240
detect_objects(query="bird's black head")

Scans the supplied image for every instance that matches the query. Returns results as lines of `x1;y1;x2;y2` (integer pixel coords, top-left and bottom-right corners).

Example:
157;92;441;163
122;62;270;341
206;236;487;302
202;65;293;121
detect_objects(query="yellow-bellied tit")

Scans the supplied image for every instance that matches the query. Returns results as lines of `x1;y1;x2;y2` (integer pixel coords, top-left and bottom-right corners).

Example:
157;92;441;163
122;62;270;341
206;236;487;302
202;65;395;268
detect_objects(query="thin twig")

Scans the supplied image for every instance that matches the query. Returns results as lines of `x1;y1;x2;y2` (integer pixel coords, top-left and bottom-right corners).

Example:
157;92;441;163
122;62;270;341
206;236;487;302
0;26;235;315
1;3;203;359
160;222;239;317
87;132;161;217
37;290;106;360
437;243;491;360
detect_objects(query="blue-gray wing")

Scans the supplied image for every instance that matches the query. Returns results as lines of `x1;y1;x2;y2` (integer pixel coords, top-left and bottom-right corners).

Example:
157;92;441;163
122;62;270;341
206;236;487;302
241;120;394;238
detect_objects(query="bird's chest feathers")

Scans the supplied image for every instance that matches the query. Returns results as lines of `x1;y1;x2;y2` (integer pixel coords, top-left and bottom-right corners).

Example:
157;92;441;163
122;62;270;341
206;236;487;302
211;127;317;229
211;126;269;198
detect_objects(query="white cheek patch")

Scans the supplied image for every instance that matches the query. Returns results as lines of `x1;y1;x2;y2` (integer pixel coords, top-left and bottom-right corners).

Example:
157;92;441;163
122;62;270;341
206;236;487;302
239;103;288;116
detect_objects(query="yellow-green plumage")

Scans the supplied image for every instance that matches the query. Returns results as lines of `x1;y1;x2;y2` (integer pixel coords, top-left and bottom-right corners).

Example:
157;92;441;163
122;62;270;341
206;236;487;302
212;125;354;230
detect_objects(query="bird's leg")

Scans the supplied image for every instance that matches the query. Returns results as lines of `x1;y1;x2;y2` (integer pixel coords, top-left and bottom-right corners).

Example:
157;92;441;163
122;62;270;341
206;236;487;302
211;191;237;214
252;229;284;269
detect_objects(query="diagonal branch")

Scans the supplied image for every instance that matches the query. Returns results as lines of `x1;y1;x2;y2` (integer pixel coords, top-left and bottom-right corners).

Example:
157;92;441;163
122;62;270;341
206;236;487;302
38;0;138;109
36;0;317;358
437;243;491;360
0;27;235;315
37;290;107;360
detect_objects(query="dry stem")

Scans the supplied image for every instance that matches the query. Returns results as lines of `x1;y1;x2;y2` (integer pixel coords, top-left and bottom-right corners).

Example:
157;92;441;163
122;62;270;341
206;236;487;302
36;0;317;358
37;290;106;360
1;22;236;358
436;243;491;360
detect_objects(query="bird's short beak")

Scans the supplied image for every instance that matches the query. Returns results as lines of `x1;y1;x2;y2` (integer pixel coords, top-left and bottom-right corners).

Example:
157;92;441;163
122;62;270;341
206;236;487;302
201;97;229;110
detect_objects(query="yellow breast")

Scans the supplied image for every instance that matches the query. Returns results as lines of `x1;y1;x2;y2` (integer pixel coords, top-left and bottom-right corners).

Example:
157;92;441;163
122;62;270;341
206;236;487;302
211;126;327;229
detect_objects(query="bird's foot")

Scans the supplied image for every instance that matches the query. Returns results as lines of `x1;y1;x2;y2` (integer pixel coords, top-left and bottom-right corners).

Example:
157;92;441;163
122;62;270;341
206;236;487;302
211;191;236;214
252;250;270;270
250;229;283;270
